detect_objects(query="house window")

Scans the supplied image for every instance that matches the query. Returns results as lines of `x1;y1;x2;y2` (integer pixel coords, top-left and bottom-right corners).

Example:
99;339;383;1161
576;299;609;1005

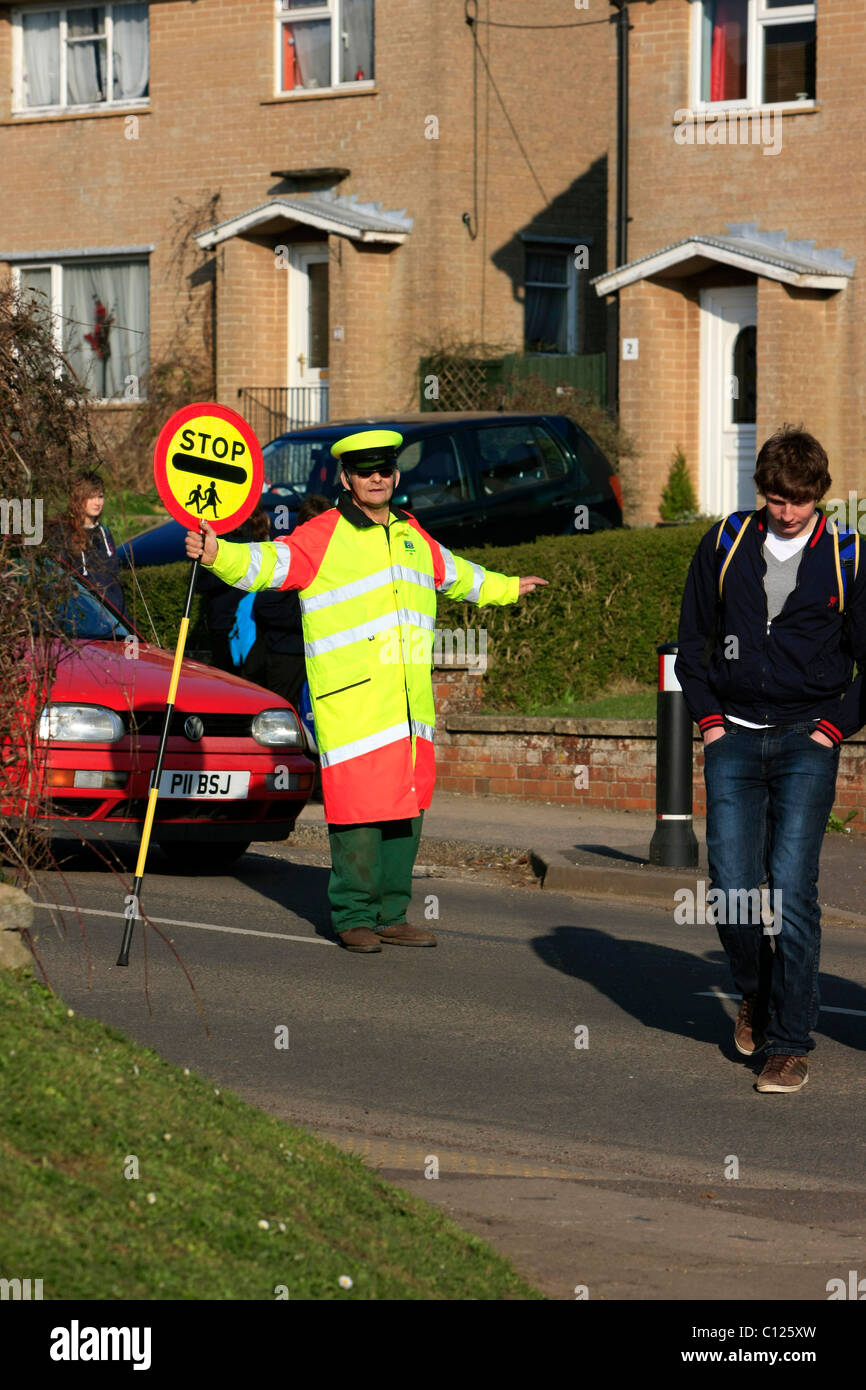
524;246;577;355
698;1;816;107
17;259;149;400
14;3;149;113
279;0;374;94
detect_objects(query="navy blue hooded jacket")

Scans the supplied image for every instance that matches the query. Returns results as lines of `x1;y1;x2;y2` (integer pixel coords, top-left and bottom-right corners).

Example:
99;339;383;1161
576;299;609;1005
675;508;866;746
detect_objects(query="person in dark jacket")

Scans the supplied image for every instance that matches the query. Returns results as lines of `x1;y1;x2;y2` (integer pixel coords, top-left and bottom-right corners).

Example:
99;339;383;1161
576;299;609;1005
60;470;126;614
198;505;271;674
676;426;866;1094
243;494;333;706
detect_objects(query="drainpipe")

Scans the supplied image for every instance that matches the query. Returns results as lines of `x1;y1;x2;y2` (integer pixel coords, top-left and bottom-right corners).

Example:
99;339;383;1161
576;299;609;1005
610;1;630;411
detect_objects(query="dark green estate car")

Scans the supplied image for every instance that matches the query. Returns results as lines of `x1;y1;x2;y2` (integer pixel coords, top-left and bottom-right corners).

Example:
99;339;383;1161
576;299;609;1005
262;411;623;548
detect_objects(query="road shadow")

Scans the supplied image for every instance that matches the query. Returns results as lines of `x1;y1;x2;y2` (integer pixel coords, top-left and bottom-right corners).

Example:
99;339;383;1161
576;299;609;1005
47;838;334;941
531;926;866;1055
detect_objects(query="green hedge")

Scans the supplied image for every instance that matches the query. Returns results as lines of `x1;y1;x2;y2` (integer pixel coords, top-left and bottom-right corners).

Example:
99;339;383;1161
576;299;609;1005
121;523;710;706
436;523;709;711
121;562;209;655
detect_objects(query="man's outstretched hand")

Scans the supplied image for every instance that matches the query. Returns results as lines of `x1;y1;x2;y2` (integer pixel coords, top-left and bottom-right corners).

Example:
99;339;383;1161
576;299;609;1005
518;576;549;597
185;520;218;567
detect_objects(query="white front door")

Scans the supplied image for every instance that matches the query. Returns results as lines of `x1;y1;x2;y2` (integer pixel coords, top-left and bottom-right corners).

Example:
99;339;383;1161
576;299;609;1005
699;286;757;514
288;245;330;425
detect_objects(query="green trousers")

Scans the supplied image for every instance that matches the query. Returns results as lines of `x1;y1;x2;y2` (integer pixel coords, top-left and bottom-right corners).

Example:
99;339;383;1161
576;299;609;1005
328;814;424;934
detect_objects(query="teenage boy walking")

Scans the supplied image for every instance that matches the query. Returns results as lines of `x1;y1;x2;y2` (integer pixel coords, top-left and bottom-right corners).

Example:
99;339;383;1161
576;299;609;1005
676;427;865;1092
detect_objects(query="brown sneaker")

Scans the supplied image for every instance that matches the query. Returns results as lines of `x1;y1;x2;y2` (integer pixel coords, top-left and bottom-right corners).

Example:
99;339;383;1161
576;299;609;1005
377;923;437;947
339;927;382;953
734;995;766;1055
756;1055;809;1093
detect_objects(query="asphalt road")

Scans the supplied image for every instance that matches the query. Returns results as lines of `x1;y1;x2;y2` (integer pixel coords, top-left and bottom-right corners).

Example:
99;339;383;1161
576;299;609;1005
30;841;866;1301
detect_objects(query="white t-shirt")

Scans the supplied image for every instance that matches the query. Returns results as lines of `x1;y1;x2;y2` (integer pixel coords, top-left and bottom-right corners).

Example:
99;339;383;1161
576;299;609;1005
726;518;817;730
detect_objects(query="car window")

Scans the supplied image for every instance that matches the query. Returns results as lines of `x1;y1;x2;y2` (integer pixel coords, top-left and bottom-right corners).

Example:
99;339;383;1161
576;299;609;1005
476;424;569;495
397;435;471;507
263;437;339;495
59;582;133;642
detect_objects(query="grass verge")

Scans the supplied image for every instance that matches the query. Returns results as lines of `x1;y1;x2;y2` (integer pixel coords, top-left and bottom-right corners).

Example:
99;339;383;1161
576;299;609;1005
490;688;657;720
0;971;542;1301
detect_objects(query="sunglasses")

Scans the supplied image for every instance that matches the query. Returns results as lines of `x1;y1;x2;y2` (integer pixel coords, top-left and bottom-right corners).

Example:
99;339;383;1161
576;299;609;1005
349;463;397;478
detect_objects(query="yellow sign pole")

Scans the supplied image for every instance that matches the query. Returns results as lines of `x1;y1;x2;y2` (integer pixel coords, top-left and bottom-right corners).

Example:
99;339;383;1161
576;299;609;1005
116;552;200;967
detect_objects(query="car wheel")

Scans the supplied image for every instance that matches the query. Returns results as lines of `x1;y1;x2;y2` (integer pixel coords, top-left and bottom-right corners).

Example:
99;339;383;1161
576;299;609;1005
157;840;253;873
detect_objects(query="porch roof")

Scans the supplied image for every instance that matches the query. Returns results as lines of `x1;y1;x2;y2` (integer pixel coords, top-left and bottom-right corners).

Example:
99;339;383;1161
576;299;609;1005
592;223;855;295
195;191;413;249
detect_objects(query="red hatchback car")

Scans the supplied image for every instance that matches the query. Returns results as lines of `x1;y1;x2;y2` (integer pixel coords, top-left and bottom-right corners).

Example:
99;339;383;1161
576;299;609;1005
25;575;315;868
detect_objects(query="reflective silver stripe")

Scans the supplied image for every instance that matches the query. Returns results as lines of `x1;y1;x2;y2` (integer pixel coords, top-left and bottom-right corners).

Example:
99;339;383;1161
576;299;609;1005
301;566;393;614
271;542;292;589
319;721;411;769
411;720;435;742
465;561;485;603
301;563;436;616
305;609;435;659
391;564;436;591
305;611;399;658
396;609;435;631
437;544;459;592
236;542;264;592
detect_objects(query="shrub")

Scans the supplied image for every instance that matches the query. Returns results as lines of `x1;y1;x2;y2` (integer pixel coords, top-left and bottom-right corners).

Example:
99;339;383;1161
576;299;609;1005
121;562;208;656
0;287;109;874
436;523;709;711
659;446;699;522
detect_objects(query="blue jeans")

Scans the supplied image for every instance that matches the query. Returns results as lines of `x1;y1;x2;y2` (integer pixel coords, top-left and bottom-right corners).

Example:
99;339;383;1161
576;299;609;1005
703;720;840;1056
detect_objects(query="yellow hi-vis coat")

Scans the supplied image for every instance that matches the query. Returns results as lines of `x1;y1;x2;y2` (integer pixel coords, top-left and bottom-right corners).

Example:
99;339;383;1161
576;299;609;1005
209;492;520;823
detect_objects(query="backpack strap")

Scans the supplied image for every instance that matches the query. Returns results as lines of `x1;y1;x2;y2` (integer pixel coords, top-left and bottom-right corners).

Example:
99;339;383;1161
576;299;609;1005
714;511;754;600
830;523;860;613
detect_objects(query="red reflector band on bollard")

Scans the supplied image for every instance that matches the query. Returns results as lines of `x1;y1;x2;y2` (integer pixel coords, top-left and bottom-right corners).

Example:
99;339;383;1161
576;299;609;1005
659;652;682;693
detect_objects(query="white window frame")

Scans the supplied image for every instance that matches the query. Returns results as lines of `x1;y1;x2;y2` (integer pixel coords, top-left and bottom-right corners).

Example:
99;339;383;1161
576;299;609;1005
11;2;150;117
523;244;578;357
12;257;149;402
690;0;817;113
275;0;375;98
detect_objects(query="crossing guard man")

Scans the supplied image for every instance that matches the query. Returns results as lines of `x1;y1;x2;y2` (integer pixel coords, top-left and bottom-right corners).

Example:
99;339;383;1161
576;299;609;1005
185;429;548;952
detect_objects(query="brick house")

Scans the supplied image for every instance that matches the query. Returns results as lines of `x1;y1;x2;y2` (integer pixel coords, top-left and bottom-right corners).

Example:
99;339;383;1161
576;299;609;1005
596;0;864;525
0;0;615;452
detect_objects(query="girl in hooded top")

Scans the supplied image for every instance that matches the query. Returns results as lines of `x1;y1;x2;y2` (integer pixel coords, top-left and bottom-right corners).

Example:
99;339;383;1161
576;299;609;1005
61;470;126;615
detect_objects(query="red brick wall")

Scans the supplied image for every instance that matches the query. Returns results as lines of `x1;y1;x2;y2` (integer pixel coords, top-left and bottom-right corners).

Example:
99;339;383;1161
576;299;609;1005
433;704;866;830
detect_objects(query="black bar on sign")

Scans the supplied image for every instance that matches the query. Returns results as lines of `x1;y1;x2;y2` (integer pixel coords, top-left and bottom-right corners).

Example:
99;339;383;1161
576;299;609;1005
170;452;248;484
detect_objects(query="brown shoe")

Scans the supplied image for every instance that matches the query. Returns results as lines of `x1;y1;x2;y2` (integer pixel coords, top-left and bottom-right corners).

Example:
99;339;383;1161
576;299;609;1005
734;994;766;1055
756;1055;809;1093
339;927;382;953
377;923;437;947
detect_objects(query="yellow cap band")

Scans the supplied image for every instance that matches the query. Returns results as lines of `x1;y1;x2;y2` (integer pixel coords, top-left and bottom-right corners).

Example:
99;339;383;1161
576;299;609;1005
330;429;404;461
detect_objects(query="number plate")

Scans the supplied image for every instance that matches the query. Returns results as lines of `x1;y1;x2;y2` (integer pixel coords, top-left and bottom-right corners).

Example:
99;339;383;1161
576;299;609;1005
158;770;250;800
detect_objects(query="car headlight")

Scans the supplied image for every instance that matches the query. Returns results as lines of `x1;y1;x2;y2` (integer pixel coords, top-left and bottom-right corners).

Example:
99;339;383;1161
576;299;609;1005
38;703;125;743
251;708;304;748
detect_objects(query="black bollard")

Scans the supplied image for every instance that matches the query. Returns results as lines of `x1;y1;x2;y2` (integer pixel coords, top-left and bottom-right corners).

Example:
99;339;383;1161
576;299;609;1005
649;641;699;868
